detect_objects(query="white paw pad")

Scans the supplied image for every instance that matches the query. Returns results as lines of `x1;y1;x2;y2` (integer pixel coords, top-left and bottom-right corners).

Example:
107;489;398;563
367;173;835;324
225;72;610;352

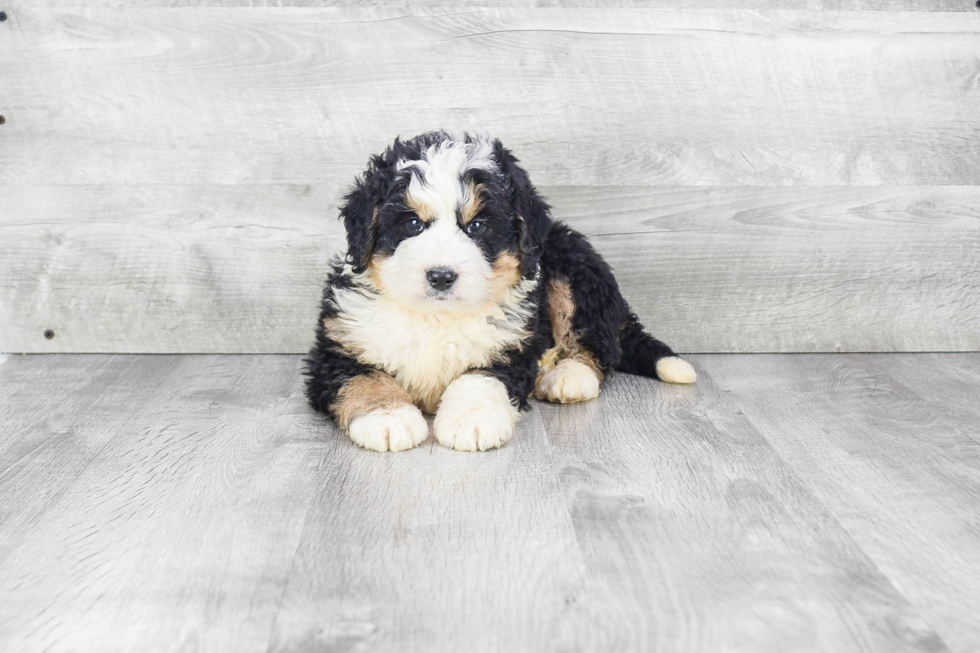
535;359;601;404
434;375;519;452
347;404;429;453
656;356;697;384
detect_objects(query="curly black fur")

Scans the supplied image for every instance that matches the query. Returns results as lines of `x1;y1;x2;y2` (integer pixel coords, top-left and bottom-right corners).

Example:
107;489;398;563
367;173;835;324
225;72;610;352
303;260;375;415
304;131;684;425
540;223;678;378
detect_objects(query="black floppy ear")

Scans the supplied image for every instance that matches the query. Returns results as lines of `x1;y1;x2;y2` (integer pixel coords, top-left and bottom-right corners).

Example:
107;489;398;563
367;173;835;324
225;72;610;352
340;149;399;274
339;177;379;274
493;140;552;278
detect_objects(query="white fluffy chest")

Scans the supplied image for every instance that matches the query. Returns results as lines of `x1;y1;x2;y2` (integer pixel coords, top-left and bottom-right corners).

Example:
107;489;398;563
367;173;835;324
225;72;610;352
330;286;532;412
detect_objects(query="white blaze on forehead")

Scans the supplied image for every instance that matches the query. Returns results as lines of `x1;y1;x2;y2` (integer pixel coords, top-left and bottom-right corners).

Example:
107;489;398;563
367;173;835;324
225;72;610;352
398;137;496;221
376;135;505;313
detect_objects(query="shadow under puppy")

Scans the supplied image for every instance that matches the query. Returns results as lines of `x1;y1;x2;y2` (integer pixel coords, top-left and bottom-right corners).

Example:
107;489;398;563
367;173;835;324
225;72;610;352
305;131;696;452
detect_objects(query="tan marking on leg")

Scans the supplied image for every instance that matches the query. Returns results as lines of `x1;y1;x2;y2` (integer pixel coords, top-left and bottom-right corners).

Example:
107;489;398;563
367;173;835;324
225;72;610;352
535;358;601;404
537;346;560;378
536;277;605;395
330;372;414;430
546;277;576;347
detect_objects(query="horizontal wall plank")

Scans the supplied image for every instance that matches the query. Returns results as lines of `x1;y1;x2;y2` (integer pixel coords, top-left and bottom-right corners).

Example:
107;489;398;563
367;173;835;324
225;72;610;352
0;184;343;354
2;184;977;353
5;1;973;10
559;185;980;352
1;9;978;186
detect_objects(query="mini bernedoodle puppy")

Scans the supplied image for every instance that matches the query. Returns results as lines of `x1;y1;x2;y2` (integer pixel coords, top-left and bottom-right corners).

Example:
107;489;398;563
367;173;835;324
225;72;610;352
304;131;696;452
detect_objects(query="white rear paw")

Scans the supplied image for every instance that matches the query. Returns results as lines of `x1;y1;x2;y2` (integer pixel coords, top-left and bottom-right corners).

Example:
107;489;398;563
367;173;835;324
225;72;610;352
535;359;601;404
434;375;519;452
656;356;697;384
348;404;428;452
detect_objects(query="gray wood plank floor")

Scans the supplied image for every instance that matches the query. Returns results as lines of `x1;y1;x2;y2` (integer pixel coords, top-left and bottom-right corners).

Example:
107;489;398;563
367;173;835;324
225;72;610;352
1;354;978;652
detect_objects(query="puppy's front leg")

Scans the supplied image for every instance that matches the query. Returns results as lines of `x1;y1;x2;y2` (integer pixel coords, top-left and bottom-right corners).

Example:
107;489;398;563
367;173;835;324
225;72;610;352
334;372;428;453
433;373;520;452
306;330;428;452
433;334;547;452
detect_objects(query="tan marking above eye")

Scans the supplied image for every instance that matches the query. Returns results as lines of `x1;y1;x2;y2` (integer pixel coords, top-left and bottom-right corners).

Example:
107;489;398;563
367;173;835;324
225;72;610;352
460;182;485;224
404;192;436;223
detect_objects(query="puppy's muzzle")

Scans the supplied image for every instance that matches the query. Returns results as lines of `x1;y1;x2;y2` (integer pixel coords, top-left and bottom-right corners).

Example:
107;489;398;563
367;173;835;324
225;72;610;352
426;267;458;291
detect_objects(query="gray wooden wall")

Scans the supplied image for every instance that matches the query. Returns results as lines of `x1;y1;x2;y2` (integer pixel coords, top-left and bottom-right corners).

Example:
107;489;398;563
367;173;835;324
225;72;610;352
2;2;979;354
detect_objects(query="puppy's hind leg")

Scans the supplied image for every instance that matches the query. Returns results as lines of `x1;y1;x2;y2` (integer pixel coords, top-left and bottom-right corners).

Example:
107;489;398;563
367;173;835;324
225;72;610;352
535;357;602;404
534;223;695;400
533;275;604;404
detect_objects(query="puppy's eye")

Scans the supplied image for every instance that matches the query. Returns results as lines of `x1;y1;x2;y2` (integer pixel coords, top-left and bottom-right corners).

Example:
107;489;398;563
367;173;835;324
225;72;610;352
465;220;485;235
406;217;424;233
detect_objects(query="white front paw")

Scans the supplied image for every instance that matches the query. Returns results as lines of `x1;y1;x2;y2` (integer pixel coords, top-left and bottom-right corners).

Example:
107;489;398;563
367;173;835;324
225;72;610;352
433;375;519;452
348;404;428;453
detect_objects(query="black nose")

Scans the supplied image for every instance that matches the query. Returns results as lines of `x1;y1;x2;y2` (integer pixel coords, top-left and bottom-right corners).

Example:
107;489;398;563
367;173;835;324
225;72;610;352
426;267;458;291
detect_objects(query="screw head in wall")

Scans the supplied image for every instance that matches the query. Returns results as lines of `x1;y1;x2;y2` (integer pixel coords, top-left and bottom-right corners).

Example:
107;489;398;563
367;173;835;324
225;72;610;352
0;12;7;22
0;115;5;125
44;329;55;340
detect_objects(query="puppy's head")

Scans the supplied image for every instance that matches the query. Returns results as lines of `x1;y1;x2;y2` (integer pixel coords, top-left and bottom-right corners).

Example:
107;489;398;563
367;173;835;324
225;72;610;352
340;131;551;312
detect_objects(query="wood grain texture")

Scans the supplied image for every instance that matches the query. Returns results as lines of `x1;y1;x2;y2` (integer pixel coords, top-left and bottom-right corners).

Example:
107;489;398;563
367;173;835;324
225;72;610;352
0;355;328;652
705;354;980;653
535;368;950;652
0;184;343;354
561;186;980;353
2;7;979;354
0;356;181;563
1;8;978;186
3;185;978;353
268;410;602;653
860;354;980;448
6;1;974;11
4;353;978;651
